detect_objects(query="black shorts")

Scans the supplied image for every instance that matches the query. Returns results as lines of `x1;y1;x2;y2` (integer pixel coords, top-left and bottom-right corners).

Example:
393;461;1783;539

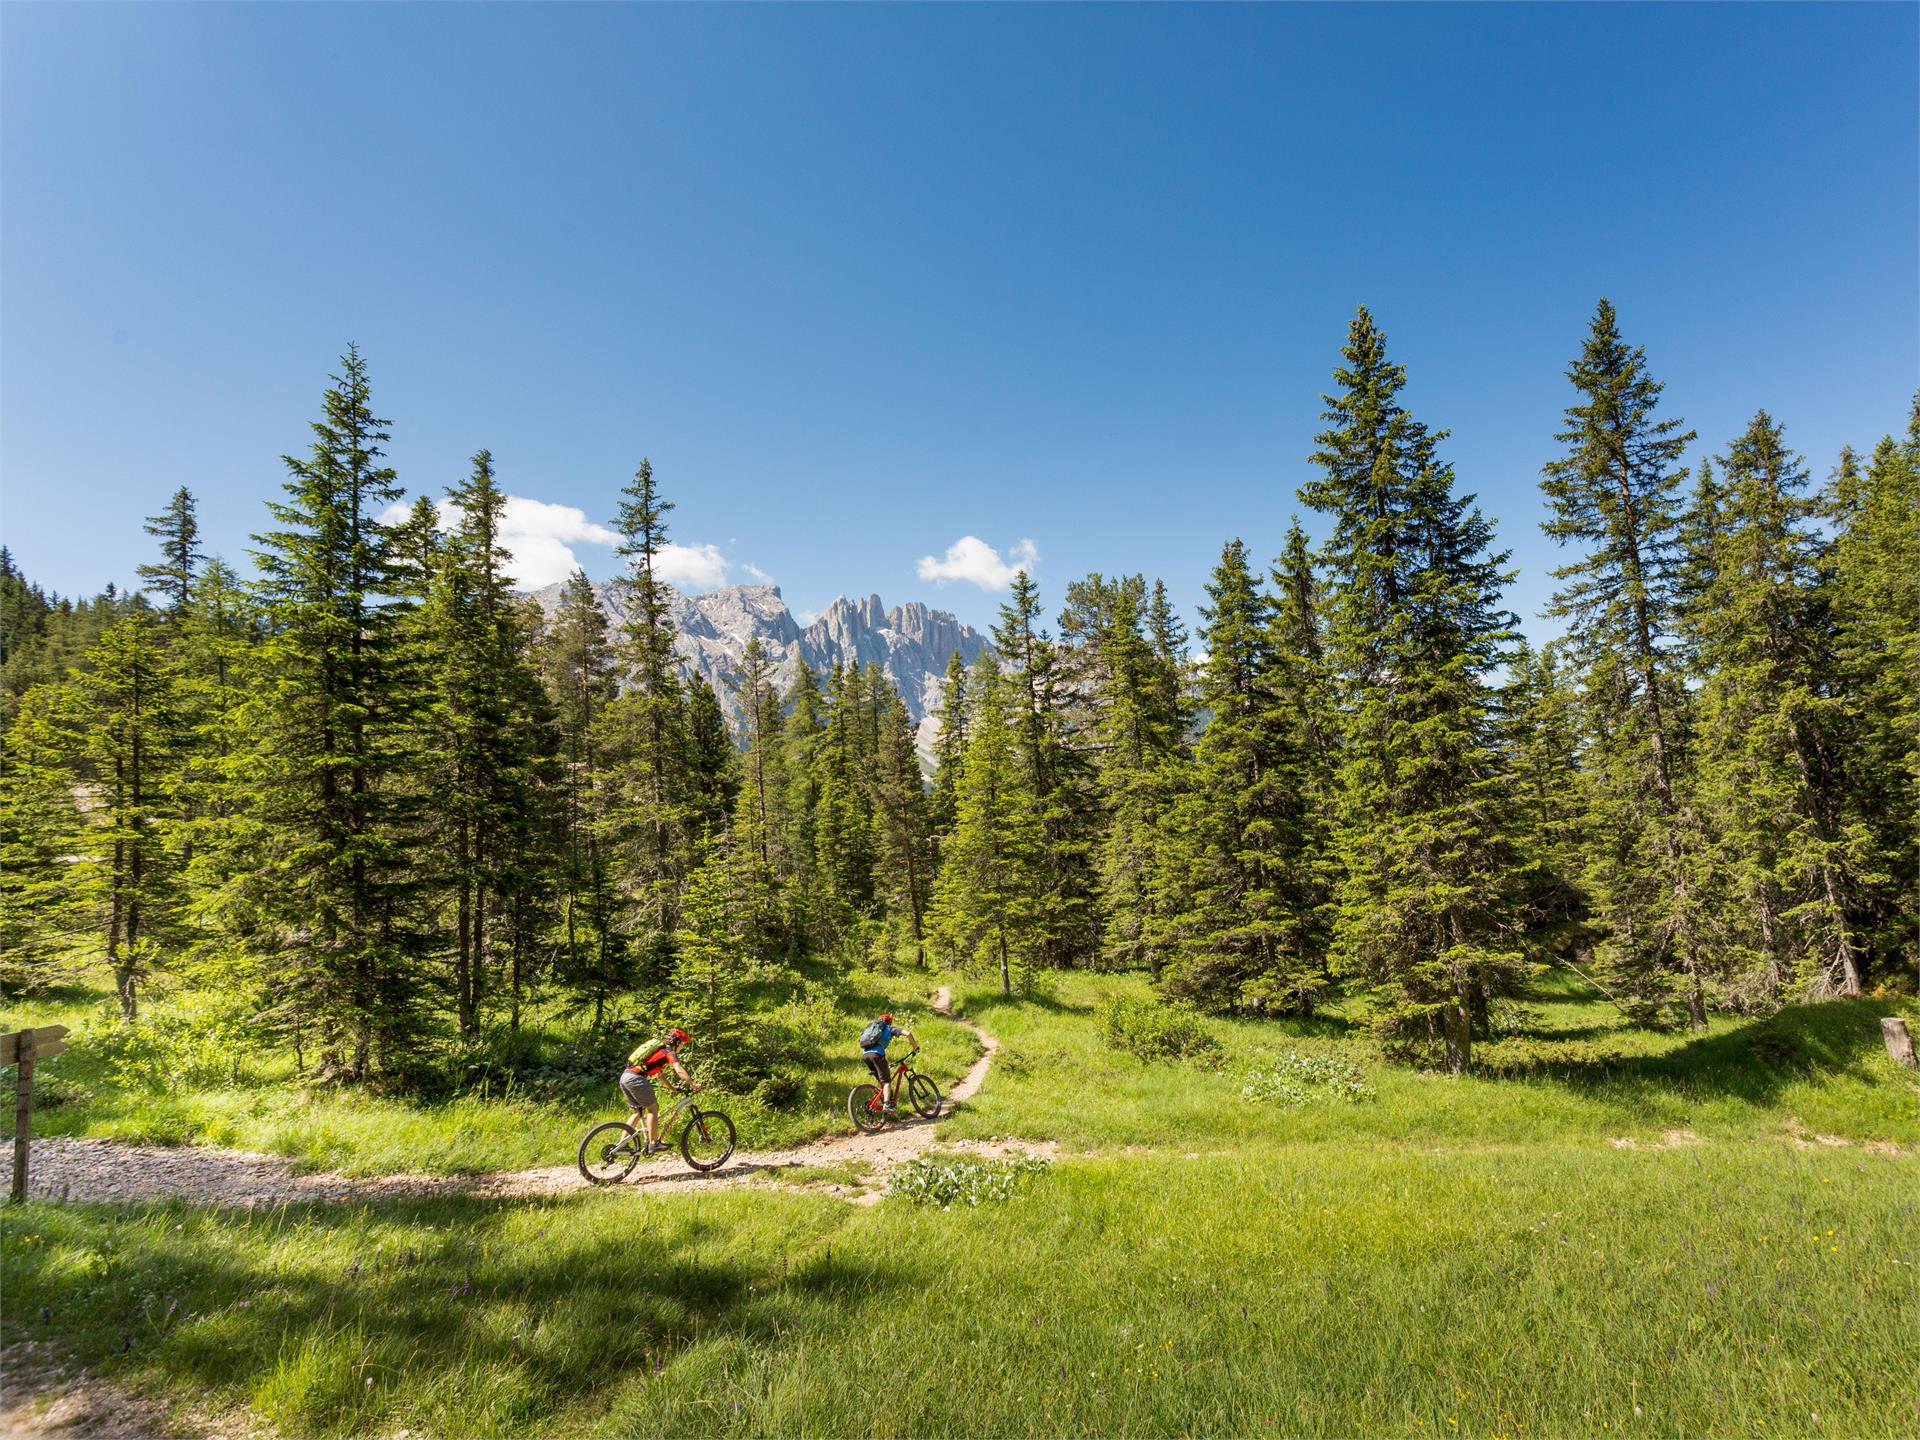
863;1052;891;1087
619;1070;657;1110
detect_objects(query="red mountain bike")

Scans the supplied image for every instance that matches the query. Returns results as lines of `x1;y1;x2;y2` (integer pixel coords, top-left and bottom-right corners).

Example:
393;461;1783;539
848;1048;943;1132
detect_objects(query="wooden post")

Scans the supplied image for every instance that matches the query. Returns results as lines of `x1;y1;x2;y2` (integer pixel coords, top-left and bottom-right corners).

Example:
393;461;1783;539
1884;1017;1916;1070
11;1029;32;1205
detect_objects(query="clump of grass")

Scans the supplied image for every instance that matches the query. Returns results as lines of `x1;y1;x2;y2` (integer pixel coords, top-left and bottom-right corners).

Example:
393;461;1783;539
1101;994;1219;1065
888;1153;1051;1208
1239;1050;1374;1105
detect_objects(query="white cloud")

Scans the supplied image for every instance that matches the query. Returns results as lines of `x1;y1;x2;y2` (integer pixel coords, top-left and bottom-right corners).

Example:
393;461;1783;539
740;562;774;585
654;542;730;590
377;494;735;592
916;535;1039;591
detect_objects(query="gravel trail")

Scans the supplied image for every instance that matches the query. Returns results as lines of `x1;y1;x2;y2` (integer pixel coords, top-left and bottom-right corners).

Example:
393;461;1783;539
5;985;1048;1209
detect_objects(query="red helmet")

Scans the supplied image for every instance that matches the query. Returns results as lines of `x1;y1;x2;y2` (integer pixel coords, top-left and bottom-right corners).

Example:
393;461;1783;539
669;1028;690;1046
879;1014;893;1024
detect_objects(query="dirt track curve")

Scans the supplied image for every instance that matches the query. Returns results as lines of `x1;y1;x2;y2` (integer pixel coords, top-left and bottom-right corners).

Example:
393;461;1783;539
5;986;1052;1210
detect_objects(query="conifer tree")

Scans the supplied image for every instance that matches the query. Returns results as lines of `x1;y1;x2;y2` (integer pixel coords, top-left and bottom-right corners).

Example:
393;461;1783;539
210;347;425;1079
993;572;1099;968
0;683;88;992
138;486;202;616
926;655;1045;995
539;570;626;1021
871;689;932;967
1159;541;1322;1013
1539;299;1707;1023
1825;407;1919;975
1302;307;1526;1070
69;608;188;1018
810;663;875;950
1689;412;1862;1000
685;673;738;839
929;651;969;842
602;459;693;965
1090;576;1183;976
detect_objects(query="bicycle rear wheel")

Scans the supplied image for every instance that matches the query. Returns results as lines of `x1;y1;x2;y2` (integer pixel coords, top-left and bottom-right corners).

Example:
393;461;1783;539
907;1073;943;1119
848;1083;886;1132
578;1121;642;1185
679;1108;736;1172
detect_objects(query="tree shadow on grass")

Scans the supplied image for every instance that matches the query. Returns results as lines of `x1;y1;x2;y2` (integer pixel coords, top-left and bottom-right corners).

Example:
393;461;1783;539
6;1190;915;1434
1475;998;1906;1109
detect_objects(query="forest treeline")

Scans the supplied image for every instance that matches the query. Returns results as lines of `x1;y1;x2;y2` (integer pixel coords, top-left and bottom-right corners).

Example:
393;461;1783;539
2;302;1913;1080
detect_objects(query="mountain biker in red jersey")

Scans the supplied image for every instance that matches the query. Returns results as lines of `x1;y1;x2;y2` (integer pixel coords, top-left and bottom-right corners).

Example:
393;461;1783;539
622;1028;697;1154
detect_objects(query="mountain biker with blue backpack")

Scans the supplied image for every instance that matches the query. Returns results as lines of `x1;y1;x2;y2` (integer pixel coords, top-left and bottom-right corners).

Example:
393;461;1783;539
858;1013;917;1114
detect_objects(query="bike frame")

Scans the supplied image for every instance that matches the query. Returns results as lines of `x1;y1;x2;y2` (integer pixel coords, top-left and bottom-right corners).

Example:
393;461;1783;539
860;1051;919;1114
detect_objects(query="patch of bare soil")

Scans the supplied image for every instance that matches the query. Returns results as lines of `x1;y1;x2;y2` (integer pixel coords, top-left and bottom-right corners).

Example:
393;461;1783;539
4;986;1046;1210
1608;1127;1703;1151
0;1342;260;1440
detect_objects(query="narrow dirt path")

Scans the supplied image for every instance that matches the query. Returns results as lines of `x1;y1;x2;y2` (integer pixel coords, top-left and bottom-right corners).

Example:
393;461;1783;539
6;985;1048;1209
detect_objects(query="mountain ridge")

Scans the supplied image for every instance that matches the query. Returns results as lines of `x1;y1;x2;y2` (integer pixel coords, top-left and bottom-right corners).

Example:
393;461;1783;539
528;579;991;759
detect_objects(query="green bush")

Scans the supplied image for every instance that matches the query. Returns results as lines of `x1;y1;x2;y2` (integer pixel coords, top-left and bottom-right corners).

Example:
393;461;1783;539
887;1153;1050;1208
85;1007;261;1091
1101;994;1220;1065
1238;1051;1375;1105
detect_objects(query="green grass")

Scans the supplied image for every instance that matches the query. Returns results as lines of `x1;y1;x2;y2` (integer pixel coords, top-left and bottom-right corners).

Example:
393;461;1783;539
944;971;1920;1152
5;1143;1912;1437
5;965;1916;1436
0;966;981;1174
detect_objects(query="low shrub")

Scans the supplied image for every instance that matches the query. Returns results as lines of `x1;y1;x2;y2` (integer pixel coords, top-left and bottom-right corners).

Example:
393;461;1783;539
1239;1051;1375;1105
85;1008;262;1091
1101;994;1220;1065
887;1153;1051;1208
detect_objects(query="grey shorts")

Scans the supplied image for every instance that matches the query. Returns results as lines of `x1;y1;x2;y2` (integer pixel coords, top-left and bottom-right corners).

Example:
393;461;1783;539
619;1070;657;1109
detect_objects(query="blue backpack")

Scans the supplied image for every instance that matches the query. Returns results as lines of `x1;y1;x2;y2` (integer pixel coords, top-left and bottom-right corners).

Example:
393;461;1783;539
858;1019;890;1053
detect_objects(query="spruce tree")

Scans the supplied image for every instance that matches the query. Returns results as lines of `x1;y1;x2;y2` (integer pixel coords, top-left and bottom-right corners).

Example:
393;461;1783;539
602;458;694;964
0;683;88;992
1689;412;1862;1000
70;608;187;1019
926;655;1045;995
871;688;932;968
212;347;425;1079
1825;408;1919;977
1539;299;1707;1024
1302;307;1526;1071
993;572;1099;968
1159;540;1322;1013
929;651;969;842
138;486;202;616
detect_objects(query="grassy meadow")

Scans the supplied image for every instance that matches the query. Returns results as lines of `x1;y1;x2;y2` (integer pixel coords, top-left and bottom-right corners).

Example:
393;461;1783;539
0;965;981;1174
4;968;1917;1438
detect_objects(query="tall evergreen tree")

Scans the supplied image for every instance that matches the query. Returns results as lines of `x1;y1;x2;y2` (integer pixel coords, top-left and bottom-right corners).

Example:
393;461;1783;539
1825;407;1919;977
1159;541;1323;1013
1539;299;1707;1023
602;459;694;968
138;486;202;616
1302;307;1526;1071
209;347;425;1080
929;651;970;842
1689;412;1862;1001
993;572;1099;968
927;655;1045;995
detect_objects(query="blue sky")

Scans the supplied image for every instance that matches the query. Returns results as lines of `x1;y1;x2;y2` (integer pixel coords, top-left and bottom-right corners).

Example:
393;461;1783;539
4;3;1914;637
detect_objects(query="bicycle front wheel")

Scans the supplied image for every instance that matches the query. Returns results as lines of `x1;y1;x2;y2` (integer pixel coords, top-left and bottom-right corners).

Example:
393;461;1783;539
849;1084;886;1132
578;1121;642;1185
907;1072;943;1119
680;1108;737;1172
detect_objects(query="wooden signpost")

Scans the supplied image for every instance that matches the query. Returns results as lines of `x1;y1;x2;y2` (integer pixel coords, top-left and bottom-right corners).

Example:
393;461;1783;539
9;1024;69;1204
